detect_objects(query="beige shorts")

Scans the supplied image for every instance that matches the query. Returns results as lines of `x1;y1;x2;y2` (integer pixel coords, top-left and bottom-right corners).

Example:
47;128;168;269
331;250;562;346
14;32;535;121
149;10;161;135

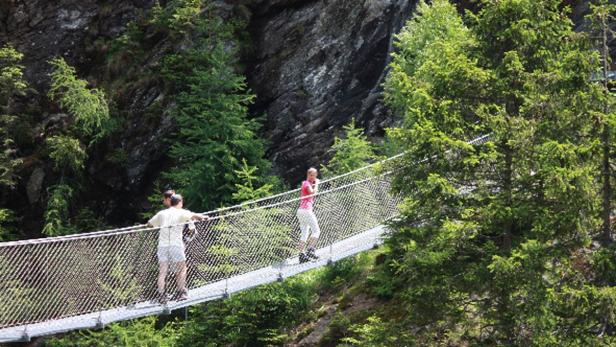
157;246;186;263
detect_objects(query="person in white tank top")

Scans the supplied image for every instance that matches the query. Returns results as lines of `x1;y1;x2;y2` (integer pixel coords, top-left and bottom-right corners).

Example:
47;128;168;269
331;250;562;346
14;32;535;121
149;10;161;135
147;194;206;303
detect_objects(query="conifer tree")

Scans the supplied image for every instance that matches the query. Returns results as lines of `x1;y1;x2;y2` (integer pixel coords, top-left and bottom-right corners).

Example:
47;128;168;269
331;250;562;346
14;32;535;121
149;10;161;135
0;45;26;189
0;44;27;240
232;159;274;202
321;118;379;177
383;0;609;343
161;16;269;212
44;57;110;236
587;0;616;244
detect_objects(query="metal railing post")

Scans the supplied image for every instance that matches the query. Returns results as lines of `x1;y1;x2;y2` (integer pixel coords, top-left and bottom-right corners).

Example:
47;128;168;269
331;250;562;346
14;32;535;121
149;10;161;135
95;311;104;329
21;326;30;342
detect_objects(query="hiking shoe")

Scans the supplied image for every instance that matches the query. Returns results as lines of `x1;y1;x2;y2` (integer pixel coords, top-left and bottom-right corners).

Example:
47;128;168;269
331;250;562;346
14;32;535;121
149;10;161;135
172;290;189;301
156;292;167;305
299;252;310;264
306;247;319;260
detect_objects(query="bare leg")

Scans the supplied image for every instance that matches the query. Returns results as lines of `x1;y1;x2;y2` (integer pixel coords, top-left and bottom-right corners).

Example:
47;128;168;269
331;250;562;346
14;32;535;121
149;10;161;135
176;261;187;293
157;262;169;294
297;240;306;253
307;236;318;249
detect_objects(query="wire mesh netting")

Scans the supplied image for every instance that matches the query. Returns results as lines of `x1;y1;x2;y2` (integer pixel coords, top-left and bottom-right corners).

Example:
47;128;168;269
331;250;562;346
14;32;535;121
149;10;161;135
0;161;401;330
0;134;490;335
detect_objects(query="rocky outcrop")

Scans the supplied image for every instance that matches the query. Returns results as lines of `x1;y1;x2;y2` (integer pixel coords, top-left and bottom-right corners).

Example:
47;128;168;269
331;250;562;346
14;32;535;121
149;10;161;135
246;0;417;181
1;0;163;229
0;0;156;88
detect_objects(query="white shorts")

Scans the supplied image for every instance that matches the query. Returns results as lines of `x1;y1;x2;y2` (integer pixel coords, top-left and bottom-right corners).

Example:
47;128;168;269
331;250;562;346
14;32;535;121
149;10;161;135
296;209;320;241
157;246;186;263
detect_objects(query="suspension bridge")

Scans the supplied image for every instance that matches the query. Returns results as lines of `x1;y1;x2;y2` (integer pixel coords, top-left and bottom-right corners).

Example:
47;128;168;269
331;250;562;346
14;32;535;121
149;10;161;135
0;135;489;343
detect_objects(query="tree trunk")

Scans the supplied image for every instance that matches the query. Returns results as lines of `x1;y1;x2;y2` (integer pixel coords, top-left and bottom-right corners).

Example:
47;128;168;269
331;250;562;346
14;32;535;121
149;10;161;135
601;15;612;244
502;140;513;250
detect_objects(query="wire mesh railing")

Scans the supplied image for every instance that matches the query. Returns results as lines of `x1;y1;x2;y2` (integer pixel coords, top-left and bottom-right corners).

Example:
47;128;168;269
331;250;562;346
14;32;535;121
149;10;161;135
0;133;490;335
0;163;401;330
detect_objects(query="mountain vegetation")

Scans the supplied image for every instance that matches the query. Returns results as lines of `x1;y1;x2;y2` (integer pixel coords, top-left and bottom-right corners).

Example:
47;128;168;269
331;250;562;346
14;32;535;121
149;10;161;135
4;0;616;346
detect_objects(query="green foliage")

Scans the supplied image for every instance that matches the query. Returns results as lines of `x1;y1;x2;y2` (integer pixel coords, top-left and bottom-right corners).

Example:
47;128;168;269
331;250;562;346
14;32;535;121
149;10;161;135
0;208;16;241
107;20;145;69
48;57;110;138
200;160;294;277
200;207;294;281
46;135;87;172
98;255;141;304
106;0;216;81
48;316;179;347
161;16;269;211
0;45;27;241
105;148;129;167
73;207;108;232
42;58;112;236
0;44;27;105
321;118;379;177
42;184;74;236
341;316;411;347
365;267;395;300
384;0;478;116
321;312;352;344
586;0;616;243
141;181;169;220
150;0;165;26
104;0;273;216
178;277;315;346
0;114;22;188
549;284;616;345
381;0;609;344
0;45;27;188
593;244;616;285
319;253;371;291
232;158;274;202
149;0;202;35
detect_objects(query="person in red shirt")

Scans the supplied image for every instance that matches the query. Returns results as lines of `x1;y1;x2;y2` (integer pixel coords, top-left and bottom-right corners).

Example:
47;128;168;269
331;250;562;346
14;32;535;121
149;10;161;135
296;167;321;263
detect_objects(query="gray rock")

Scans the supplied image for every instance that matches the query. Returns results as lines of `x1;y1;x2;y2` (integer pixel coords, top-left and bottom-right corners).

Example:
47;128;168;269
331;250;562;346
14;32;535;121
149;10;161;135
57;8;92;30
0;0;156;90
26;167;45;204
246;0;417;181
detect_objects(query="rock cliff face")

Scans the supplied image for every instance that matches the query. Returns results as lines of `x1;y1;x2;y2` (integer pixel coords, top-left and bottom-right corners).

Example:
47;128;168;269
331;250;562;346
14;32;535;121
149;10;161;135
1;0;155;88
1;0;161;230
0;0;598;229
245;0;598;181
246;0;416;180
0;0;419;228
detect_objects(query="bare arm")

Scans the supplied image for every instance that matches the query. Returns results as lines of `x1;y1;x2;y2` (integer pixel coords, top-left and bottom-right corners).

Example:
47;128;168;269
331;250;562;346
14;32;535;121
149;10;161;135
147;213;159;228
307;179;319;194
191;213;208;221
